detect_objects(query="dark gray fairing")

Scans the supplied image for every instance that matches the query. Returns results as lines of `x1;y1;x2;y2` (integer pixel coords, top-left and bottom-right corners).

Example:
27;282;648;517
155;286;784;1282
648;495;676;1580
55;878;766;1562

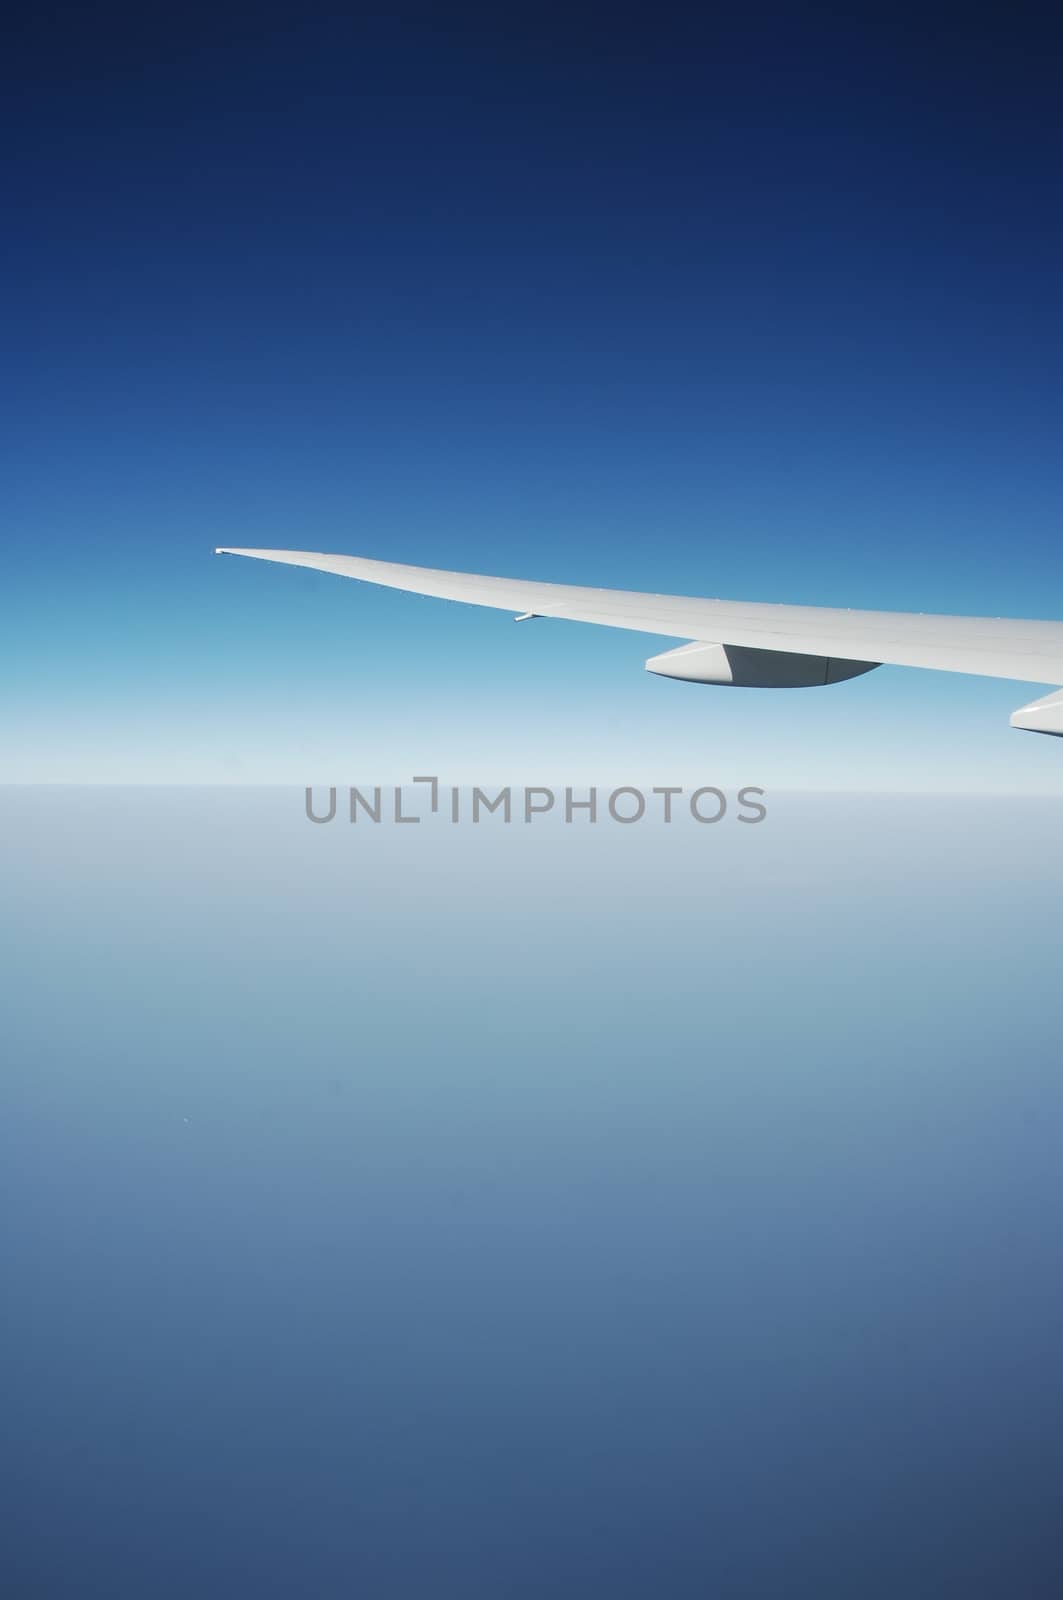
645;640;879;688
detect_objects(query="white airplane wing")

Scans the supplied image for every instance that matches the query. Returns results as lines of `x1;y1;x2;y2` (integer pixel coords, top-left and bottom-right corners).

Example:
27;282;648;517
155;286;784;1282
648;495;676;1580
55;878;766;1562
215;547;1063;736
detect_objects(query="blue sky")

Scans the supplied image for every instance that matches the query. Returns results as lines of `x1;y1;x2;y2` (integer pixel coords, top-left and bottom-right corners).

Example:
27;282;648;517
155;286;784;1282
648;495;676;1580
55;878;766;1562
4;4;1063;787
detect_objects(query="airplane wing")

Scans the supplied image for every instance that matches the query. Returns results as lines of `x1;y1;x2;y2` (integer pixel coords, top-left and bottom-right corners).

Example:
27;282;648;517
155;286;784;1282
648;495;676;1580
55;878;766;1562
215;547;1063;736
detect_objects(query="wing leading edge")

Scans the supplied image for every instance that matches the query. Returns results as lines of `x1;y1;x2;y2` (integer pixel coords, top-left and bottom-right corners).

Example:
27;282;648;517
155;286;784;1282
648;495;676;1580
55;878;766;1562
214;547;1063;732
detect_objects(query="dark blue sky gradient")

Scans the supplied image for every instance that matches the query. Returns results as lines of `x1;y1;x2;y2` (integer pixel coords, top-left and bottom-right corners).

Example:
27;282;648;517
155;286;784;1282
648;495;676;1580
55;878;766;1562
5;4;1063;783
